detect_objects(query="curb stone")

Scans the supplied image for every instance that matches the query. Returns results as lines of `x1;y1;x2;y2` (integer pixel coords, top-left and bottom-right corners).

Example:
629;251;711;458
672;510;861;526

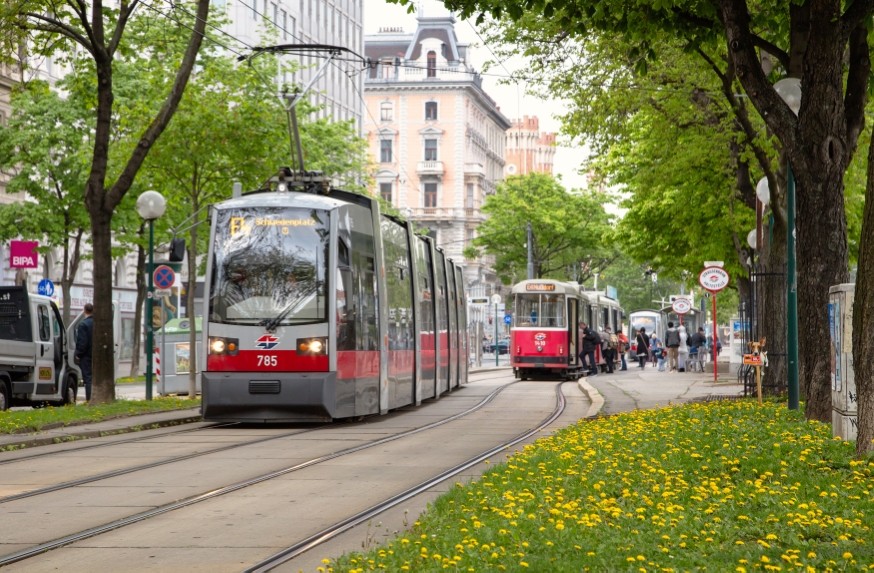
577;379;605;418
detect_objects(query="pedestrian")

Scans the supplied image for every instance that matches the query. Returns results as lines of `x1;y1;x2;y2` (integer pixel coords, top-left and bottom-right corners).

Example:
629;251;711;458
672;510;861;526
617;329;629;371
664;321;681;372
655;342;667;371
579;322;599;377
636;327;650;369
689;327;708;372
600;324;618;374
677;325;689;372
648;333;660;366
75;303;94;401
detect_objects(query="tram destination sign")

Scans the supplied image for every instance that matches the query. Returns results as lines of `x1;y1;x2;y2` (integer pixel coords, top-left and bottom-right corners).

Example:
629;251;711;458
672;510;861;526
526;283;556;292
470;297;489;304
698;266;730;293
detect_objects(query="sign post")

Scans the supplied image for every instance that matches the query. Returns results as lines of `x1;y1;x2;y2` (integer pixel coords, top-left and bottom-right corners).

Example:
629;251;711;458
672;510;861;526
671;297;691;325
743;352;764;405
699;266;730;382
491;294;502;366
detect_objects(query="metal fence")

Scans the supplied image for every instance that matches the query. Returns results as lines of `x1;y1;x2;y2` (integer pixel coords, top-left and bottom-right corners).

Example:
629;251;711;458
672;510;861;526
738;265;788;396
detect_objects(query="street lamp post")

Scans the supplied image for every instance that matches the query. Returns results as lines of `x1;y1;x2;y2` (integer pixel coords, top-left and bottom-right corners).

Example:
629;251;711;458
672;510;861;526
136;191;166;401
774;77;802;411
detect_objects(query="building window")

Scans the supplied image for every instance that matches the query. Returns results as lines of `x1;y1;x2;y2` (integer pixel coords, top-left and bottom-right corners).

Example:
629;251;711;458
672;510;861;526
380;182;393;204
466;228;474;246
381;60;393;79
427;51;436;78
380;139;392;163
424;139;438;161
380;101;393;121
466;183;474;208
251;0;257;19
424;183;438;207
272;2;277;24
425;101;438;120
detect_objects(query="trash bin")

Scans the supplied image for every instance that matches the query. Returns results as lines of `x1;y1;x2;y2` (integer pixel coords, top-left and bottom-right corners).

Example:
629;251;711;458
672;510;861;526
156;317;202;397
828;284;858;441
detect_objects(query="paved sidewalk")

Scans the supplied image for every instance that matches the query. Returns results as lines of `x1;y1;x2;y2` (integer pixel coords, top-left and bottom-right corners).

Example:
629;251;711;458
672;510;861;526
0;407;203;451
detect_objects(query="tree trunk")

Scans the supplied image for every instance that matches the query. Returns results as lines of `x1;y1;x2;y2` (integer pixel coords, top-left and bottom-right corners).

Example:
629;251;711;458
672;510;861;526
187;200;199;398
130;233;146;378
89;208;116;404
61;236;73;327
852;133;874;457
757;214;789;394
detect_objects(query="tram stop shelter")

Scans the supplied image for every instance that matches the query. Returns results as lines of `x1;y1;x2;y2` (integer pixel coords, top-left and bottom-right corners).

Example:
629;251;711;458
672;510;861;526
157;317;202;396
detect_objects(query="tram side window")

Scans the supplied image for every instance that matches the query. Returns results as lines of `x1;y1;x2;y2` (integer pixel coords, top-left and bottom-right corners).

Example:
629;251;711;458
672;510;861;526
540;294;565;328
515;294;539;327
361;256;377;351
601;307;609;329
336;268;355;351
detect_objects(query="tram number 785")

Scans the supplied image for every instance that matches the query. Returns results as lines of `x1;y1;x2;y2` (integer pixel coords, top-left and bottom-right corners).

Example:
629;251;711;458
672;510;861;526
257;355;278;367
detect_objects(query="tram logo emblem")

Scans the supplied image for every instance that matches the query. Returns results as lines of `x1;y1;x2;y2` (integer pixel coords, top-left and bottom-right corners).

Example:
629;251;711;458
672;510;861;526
534;333;546;341
255;334;280;350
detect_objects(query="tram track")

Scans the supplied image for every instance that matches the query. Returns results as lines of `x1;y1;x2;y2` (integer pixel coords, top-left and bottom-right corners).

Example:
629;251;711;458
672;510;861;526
0;377;519;567
244;382;568;573
0;370;509;468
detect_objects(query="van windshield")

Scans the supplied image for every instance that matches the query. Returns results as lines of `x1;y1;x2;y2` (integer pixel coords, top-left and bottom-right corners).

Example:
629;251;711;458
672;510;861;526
209;207;329;325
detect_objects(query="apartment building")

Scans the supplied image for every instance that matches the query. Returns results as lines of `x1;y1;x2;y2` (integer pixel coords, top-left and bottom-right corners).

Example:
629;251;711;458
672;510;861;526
363;9;512;292
505;116;556;176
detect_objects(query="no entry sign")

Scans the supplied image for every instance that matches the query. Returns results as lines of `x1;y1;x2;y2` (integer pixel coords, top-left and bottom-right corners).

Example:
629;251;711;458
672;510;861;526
699;267;730;293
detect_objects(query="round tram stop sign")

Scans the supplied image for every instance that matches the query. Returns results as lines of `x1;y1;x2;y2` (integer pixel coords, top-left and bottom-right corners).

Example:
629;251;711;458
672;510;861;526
699;266;730;293
671;297;692;315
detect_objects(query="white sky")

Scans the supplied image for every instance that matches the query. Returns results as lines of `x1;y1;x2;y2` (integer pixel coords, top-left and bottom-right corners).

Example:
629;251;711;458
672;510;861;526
362;0;590;192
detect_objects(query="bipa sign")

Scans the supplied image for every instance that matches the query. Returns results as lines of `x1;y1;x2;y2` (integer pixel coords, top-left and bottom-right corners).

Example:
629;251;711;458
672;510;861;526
9;240;39;269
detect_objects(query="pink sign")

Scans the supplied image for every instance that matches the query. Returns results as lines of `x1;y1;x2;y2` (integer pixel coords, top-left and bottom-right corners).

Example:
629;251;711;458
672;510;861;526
9;240;39;269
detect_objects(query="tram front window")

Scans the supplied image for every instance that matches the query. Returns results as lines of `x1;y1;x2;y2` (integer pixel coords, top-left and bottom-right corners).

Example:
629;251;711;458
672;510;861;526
515;294;565;327
209;207;329;325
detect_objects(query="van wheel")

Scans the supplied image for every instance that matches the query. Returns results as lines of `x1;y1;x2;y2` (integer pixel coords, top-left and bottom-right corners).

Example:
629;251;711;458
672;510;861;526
62;377;77;406
0;381;9;411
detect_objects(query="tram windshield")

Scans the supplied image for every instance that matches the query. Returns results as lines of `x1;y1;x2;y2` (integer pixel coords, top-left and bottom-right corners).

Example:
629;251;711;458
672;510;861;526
514;293;565;327
631;314;658;335
209;207;329;325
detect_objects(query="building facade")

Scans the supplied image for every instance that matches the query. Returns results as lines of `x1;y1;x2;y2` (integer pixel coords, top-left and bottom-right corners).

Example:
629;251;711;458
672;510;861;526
224;0;363;125
504;116;556;176
363;10;512;293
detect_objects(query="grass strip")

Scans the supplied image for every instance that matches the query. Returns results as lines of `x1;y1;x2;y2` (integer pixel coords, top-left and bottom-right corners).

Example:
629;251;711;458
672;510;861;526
115;376;146;385
0;396;199;435
329;399;874;572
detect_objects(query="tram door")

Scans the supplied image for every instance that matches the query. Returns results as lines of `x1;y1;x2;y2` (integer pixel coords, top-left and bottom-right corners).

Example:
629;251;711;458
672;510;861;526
568;297;579;366
415;237;436;400
434;251;449;396
446;261;458;390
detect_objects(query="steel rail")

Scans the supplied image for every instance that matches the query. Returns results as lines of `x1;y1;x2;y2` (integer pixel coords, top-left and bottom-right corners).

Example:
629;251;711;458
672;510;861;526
0;369;506;467
0;372;511;502
0;378;518;567
243;382;568;573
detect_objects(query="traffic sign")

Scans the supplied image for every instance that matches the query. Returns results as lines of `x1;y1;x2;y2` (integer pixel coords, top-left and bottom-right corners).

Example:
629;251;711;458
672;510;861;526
153;265;175;289
470;297;489;304
154;289;172;297
671;297;691;315
503;314;512;325
37;279;55;297
699;266;730;292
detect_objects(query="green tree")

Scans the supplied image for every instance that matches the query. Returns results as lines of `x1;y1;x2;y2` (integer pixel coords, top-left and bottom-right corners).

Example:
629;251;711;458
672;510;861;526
0;82;90;324
435;0;874;425
463;173;615;284
0;0;211;403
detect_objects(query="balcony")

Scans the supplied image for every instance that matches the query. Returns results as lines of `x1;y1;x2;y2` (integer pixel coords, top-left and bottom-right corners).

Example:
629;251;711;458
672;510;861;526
464;163;485;177
417;161;444;175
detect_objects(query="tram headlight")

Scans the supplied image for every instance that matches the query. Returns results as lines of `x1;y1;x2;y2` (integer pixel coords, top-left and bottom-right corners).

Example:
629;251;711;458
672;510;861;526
296;337;328;356
209;336;239;356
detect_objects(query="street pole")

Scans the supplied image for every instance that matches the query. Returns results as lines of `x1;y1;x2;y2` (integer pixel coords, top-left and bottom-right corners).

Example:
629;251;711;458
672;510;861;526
526;221;534;280
713;293;718;382
787;164;799;410
495;305;499;367
145;220;154;401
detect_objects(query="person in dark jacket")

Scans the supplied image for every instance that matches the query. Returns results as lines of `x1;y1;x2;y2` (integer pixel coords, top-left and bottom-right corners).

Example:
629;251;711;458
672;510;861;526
75;303;94;401
580;322;599;377
689;327;708;372
636;327;651;369
663;322;681;372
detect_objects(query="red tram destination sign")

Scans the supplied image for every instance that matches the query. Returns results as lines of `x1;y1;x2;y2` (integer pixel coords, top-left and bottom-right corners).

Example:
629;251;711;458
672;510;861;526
526;283;556;292
698;266;730;293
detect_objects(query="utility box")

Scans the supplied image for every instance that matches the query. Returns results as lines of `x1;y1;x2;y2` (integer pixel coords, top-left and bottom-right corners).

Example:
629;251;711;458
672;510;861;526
828;284;857;440
156;317;202;397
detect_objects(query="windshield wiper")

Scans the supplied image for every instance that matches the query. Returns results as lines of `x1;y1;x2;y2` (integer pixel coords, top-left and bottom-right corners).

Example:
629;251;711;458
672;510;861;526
258;285;318;332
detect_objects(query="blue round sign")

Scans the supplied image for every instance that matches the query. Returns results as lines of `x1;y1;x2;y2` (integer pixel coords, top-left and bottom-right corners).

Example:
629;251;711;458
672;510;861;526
153;265;175;289
37;279;55;297
503;314;512;325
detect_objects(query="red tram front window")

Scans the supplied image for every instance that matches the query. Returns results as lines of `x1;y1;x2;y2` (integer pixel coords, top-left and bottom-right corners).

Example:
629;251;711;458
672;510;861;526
514;293;565;327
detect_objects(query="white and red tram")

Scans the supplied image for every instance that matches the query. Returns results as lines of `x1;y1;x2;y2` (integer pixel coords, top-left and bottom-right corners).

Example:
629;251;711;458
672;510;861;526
201;177;468;422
